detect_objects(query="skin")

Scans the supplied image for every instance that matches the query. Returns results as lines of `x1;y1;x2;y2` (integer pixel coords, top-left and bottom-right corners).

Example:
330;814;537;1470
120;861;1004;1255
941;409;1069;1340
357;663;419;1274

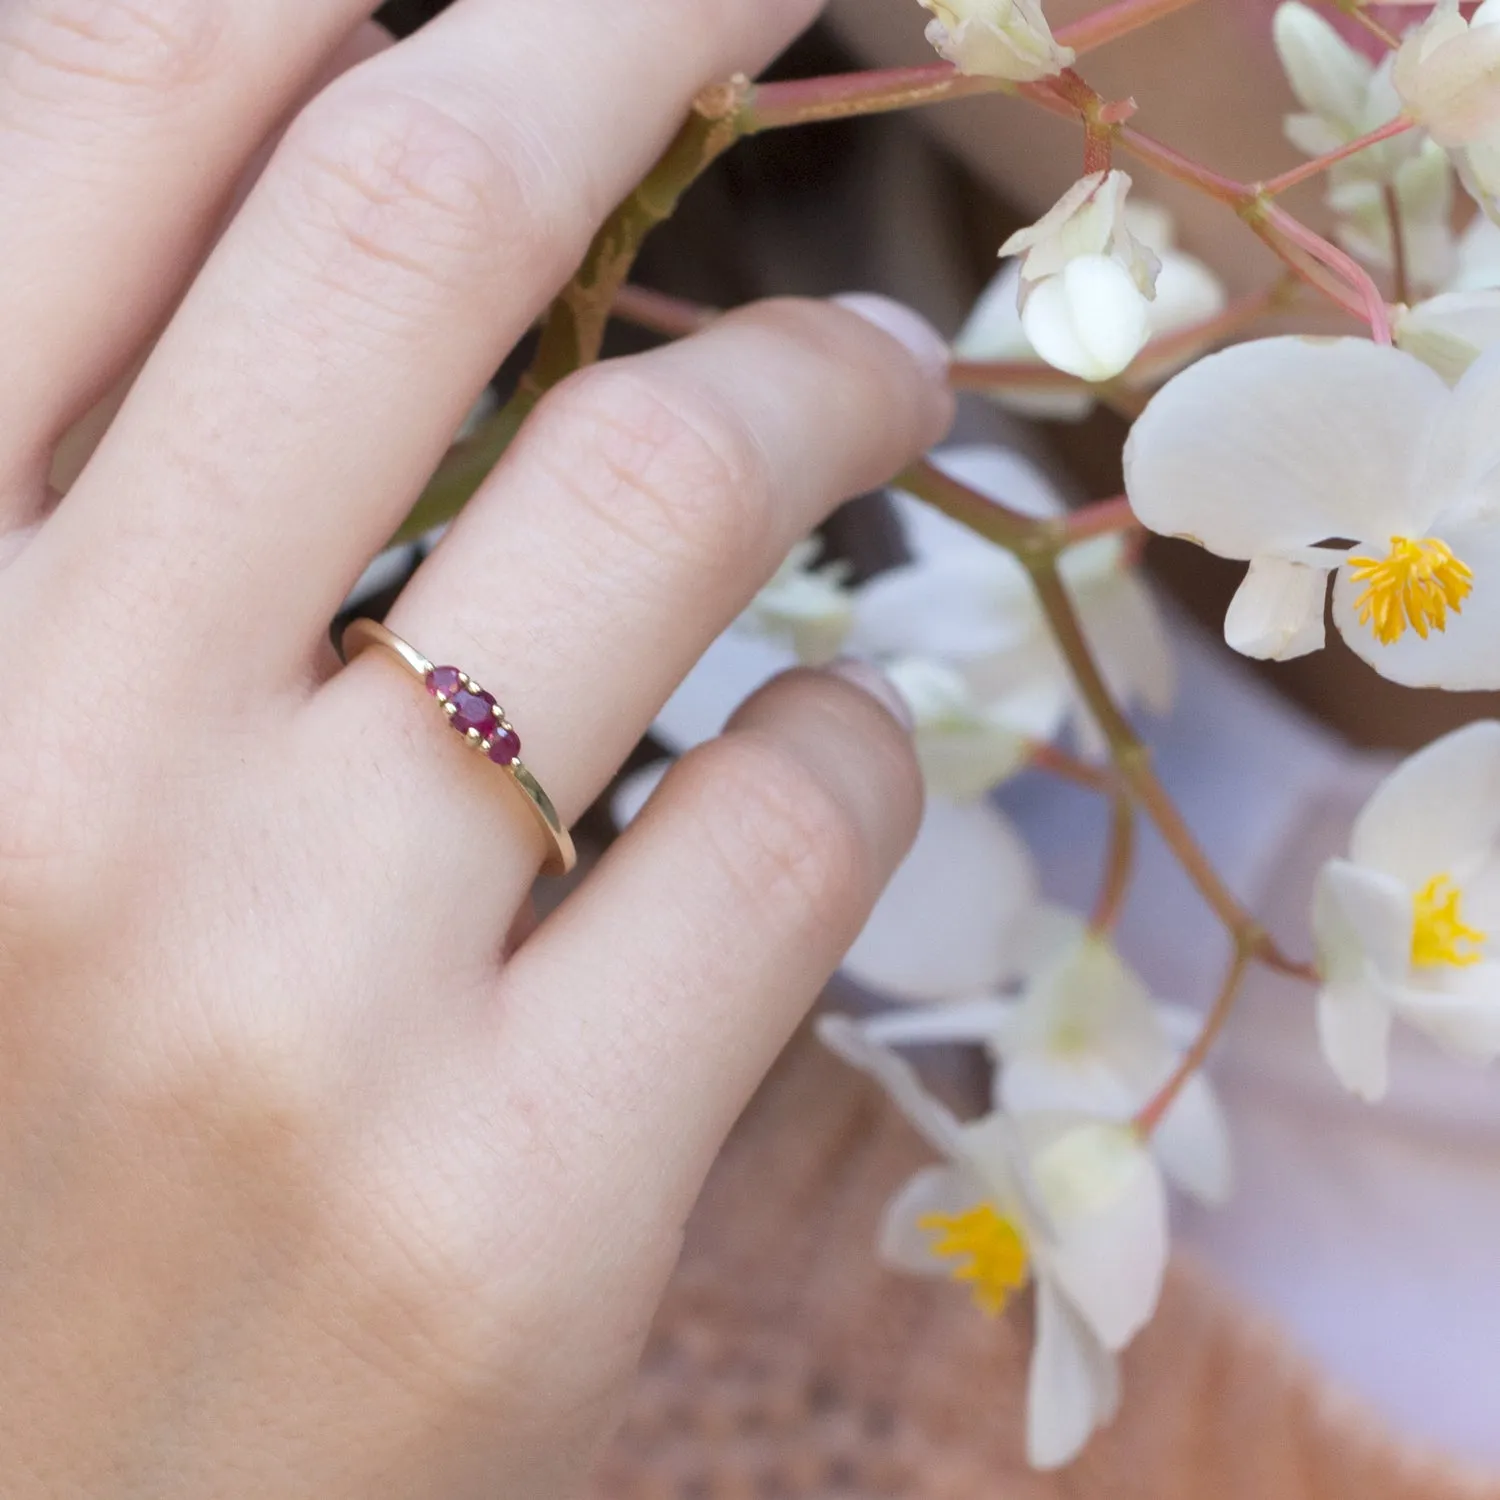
0;1;956;1495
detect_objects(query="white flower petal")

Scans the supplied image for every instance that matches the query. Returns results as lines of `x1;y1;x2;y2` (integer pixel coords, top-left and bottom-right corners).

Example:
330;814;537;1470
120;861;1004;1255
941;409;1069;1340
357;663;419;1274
609;759;671;830
862;995;1018;1048
998;1052;1138;1118
654;628;796;752
1274;1;1372;133
998;933;1169;1080
1348;720;1500;881
1313;857;1412;983
1148;249;1228;341
1022;256;1152;381
1423;342;1500;513
816;1015;968;1157
1396;10;1500;147
1394;968;1500;1059
1027;1278;1120;1470
1223;555;1330;660
923;0;1075;81
851;551;1033;662
1317;979;1396;1100
842;798;1039;1000
955;273;1099;417
1286;111;1349;158
1122;198;1176;256
1001;171;1117;272
1028;1122;1168;1350
1152;1074;1233;1206
878;1163;984;1274
954;262;1033;360
1125;338;1449;559
886;656;1034;798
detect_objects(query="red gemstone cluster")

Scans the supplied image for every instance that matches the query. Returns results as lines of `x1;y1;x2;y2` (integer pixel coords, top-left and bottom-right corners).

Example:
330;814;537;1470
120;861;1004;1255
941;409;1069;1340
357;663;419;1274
425;665;522;766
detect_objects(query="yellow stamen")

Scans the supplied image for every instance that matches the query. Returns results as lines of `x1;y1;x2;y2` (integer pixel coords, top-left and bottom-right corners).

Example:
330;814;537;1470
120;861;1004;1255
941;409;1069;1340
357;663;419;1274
1411;874;1486;969
1347;537;1473;646
919;1202;1030;1316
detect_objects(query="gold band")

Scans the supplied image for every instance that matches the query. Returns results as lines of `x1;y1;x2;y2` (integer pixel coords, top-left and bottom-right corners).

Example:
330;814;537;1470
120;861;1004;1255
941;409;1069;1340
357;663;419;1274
338;618;577;878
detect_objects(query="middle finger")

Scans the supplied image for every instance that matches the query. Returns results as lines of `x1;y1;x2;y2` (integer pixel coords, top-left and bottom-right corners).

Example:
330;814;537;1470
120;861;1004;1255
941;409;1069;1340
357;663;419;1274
30;0;821;688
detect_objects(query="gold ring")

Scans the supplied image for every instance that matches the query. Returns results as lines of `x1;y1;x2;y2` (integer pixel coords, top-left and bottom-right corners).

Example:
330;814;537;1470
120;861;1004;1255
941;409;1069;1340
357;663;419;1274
338;618;577;878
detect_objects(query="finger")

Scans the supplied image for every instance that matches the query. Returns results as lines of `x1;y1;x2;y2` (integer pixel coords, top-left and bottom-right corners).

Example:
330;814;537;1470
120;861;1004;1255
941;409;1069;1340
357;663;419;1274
0;0;383;496
319;294;949;914
35;0;823;681
41;22;396;506
469;665;922;1248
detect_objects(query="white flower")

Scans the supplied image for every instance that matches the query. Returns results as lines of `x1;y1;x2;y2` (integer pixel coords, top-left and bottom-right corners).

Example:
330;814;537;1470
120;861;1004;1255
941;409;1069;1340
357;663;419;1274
1275;2;1413;168
1273;2;1456;276
956;199;1226;420
1394;0;1500;148
1124;336;1500;688
860;911;1233;1205
738;538;853;666
836;794;1042;1002
997;172;1163;380
1314;721;1500;1101
919;0;1074;81
884;655;1033;798
818;1017;1167;1469
1393;0;1500;219
852;446;1175;758
1395;287;1500;382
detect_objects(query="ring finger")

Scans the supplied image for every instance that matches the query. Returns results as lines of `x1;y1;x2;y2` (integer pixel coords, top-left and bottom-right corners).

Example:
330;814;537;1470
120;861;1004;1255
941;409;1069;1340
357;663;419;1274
310;293;951;930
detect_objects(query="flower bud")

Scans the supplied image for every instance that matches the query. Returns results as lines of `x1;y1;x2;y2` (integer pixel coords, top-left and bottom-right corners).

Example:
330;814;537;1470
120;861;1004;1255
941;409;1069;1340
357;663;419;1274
1001;171;1160;297
1021;255;1152;380
997;172;1160;379
920;0;1075;82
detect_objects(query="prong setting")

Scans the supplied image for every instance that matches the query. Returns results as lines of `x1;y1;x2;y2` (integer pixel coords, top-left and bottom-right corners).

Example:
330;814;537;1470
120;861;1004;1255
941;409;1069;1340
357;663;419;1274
424;664;522;766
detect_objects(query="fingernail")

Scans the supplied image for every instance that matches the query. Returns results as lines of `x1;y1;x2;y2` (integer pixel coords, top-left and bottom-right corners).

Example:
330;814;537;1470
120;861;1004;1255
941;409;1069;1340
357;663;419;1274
828;657;916;734
833;293;951;384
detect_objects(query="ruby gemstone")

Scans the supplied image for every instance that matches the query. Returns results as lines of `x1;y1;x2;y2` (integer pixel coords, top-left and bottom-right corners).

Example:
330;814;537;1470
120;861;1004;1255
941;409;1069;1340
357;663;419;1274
487;726;522;766
449;687;499;737
426;665;464;698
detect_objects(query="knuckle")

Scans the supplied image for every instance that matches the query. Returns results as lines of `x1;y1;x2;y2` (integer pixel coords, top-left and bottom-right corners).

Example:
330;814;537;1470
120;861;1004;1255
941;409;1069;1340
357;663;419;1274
275;86;530;299
532;364;770;575
1;0;223;103
681;733;867;934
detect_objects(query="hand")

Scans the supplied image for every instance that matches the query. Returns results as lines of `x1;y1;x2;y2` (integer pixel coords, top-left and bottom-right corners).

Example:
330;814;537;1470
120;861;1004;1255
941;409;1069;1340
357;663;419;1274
0;1;951;1495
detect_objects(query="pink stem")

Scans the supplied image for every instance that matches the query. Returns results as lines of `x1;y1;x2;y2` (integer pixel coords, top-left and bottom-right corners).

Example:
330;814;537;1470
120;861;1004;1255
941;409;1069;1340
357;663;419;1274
1066;495;1139;541
1258;114;1417;196
1261;201;1392;341
1115;124;1248;203
612;284;717;338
